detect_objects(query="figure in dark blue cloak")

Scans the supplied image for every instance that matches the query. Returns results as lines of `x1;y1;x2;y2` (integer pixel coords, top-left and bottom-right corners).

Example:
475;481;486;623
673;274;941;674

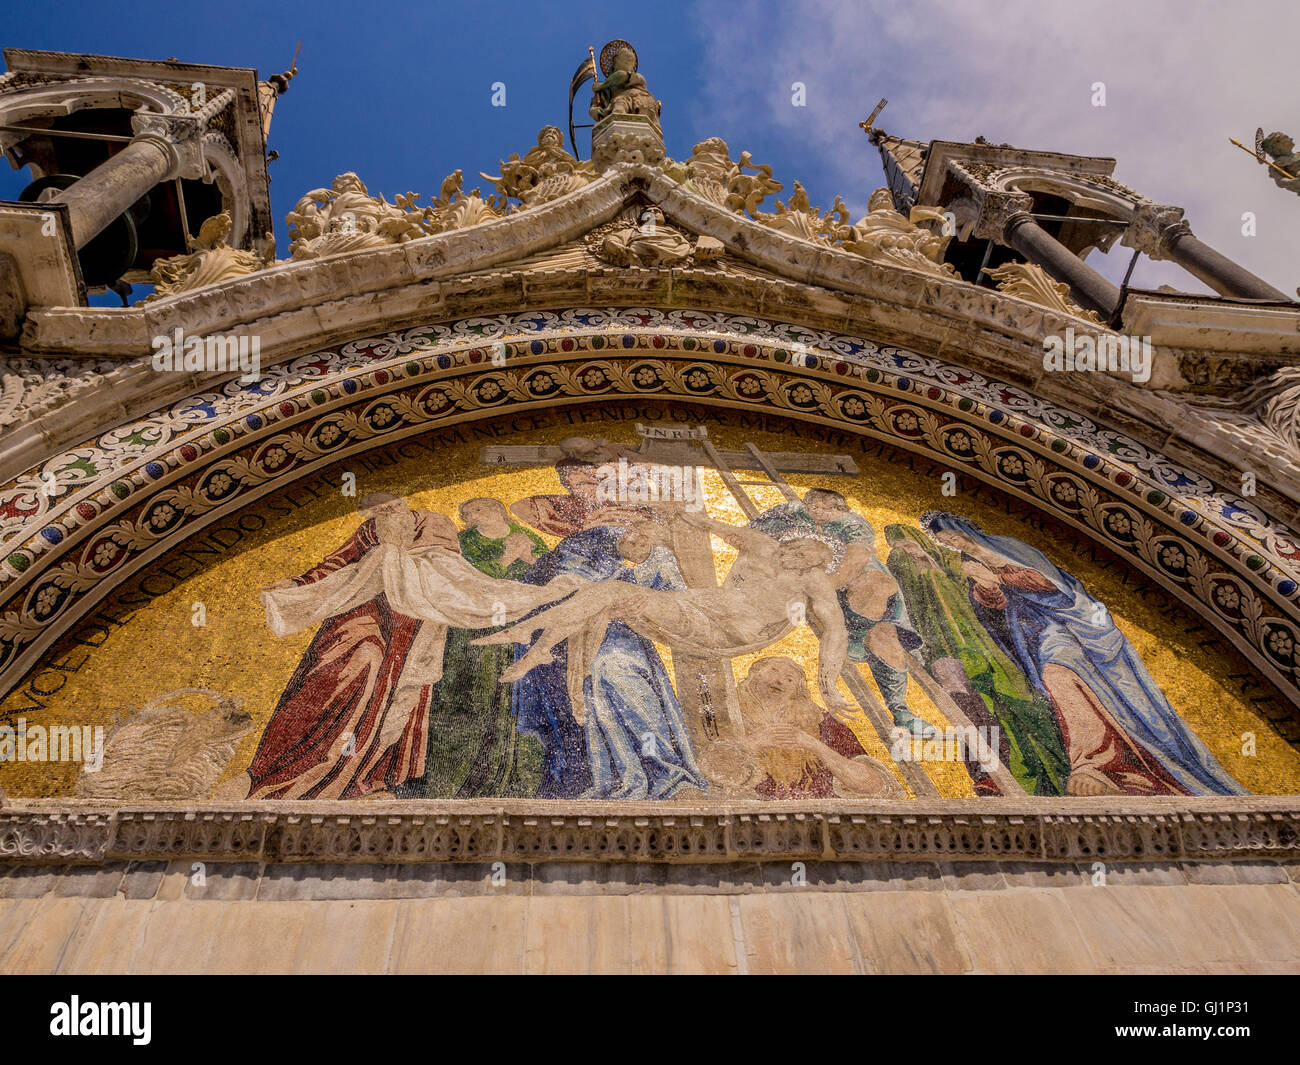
921;511;1244;796
512;523;707;799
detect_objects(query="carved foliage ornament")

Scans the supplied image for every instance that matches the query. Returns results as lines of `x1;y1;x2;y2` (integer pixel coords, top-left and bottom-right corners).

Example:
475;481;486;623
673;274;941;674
982;261;1102;323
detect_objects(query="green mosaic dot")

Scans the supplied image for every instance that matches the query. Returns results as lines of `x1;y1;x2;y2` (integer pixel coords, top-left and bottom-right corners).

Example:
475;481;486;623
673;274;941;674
681;337;695;351
865;369;880;384
111;481;130;499
590;336;604;349
1050;439;1067;453
774;349;789;362
7;553;28;572
1146;490;1166;505
214;428;230;445
405;361;421;376
1247;555;1266;571
310;389;327;404
957;398;973;412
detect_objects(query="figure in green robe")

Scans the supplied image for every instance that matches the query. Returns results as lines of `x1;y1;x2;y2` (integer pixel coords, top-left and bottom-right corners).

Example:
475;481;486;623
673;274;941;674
398;497;548;798
883;524;1070;795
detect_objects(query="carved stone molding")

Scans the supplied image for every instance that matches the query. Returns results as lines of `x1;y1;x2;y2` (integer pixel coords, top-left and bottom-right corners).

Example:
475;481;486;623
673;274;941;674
1;800;1297;865
1122;202;1193;260
970;190;1036;242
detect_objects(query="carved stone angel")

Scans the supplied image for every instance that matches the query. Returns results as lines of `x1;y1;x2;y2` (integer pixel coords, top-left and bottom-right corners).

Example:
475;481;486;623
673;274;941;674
669;137;783;216
144;211;265;301
837;188;957;276
479;126;596;208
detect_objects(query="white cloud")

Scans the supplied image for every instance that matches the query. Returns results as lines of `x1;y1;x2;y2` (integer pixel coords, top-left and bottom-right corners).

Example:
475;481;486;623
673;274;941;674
689;0;1299;296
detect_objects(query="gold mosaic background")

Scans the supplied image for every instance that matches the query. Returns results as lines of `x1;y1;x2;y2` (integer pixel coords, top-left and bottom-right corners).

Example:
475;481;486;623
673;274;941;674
3;406;1298;798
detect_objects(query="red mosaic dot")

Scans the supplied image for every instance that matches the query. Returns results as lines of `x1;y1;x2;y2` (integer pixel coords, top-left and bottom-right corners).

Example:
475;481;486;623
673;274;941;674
561;338;574;352
1213;531;1232;547
1115;472;1132;487
652;335;665;348
278;403;294;418
835;361;848;375
180;445;198;461
468;349;483;363
374;370;389;384
927;387;941;400
76;503;96;521
744;344;757;357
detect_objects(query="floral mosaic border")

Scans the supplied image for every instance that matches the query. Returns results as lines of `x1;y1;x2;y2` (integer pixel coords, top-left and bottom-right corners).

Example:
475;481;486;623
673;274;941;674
1;308;1299;710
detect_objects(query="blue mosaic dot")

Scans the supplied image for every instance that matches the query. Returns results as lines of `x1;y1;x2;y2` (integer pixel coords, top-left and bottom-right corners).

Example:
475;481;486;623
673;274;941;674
622;334;636;348
896;379;910;391
1179;510;1197;525
436;355;451;369
145;462;165;479
245;415;262;430
713;340;727;354
40;527;63;545
988;410;1005;424
1279;580;1297;597
805;354;819;370
1082;454;1100;469
530;340;545;355
342;379;358;394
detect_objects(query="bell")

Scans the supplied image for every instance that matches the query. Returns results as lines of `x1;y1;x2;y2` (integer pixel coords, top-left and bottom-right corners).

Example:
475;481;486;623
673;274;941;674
19;173;148;288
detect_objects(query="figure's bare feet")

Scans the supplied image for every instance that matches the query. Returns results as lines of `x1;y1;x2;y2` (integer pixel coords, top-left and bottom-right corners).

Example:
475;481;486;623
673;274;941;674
1066;766;1123;796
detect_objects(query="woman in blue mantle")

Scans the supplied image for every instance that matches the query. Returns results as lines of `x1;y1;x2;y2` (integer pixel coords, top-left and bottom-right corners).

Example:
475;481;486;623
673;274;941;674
512;521;707;800
920;511;1244;797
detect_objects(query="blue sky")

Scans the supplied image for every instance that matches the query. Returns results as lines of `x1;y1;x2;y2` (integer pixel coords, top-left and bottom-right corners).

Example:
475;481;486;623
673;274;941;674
2;0;1296;302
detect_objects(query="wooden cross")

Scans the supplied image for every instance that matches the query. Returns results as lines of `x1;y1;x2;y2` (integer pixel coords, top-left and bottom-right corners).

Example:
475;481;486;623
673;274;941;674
479;424;858;749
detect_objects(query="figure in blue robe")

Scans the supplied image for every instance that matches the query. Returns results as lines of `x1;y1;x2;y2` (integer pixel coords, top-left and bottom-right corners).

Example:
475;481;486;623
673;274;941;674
513;525;707;799
920;511;1244;796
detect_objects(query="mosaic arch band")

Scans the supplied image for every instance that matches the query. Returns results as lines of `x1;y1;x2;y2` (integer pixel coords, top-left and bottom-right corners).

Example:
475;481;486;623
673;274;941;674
3;419;1270;804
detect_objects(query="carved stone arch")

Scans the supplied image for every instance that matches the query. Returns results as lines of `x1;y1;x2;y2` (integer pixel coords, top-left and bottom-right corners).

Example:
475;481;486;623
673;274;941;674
2;308;1299;732
0;77;189;161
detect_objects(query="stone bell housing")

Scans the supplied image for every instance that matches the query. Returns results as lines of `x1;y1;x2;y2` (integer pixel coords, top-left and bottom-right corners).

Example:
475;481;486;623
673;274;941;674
0;48;282;331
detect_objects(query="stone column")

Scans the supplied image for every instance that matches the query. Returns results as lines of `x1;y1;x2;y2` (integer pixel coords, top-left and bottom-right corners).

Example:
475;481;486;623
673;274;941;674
47;135;178;249
975;192;1121;316
1124;203;1288;301
47;108;210;251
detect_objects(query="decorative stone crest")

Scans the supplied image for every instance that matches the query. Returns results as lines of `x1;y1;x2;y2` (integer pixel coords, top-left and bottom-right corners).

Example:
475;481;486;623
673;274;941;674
286;172;431;260
982;261;1102;323
752;185;957;278
143;211;266;301
667;137;783;216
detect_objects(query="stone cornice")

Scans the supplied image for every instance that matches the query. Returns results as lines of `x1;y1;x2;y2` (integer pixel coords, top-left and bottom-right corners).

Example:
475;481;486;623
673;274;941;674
1;798;1297;865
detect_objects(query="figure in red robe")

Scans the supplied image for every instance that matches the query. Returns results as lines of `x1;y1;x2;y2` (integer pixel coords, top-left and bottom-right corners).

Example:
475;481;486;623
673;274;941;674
231;493;460;799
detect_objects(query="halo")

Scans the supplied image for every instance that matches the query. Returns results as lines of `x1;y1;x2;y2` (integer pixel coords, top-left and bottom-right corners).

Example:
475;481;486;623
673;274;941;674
600;39;637;77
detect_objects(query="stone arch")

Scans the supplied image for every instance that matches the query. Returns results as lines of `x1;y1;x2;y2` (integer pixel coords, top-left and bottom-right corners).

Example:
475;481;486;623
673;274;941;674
2;308;1298;720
